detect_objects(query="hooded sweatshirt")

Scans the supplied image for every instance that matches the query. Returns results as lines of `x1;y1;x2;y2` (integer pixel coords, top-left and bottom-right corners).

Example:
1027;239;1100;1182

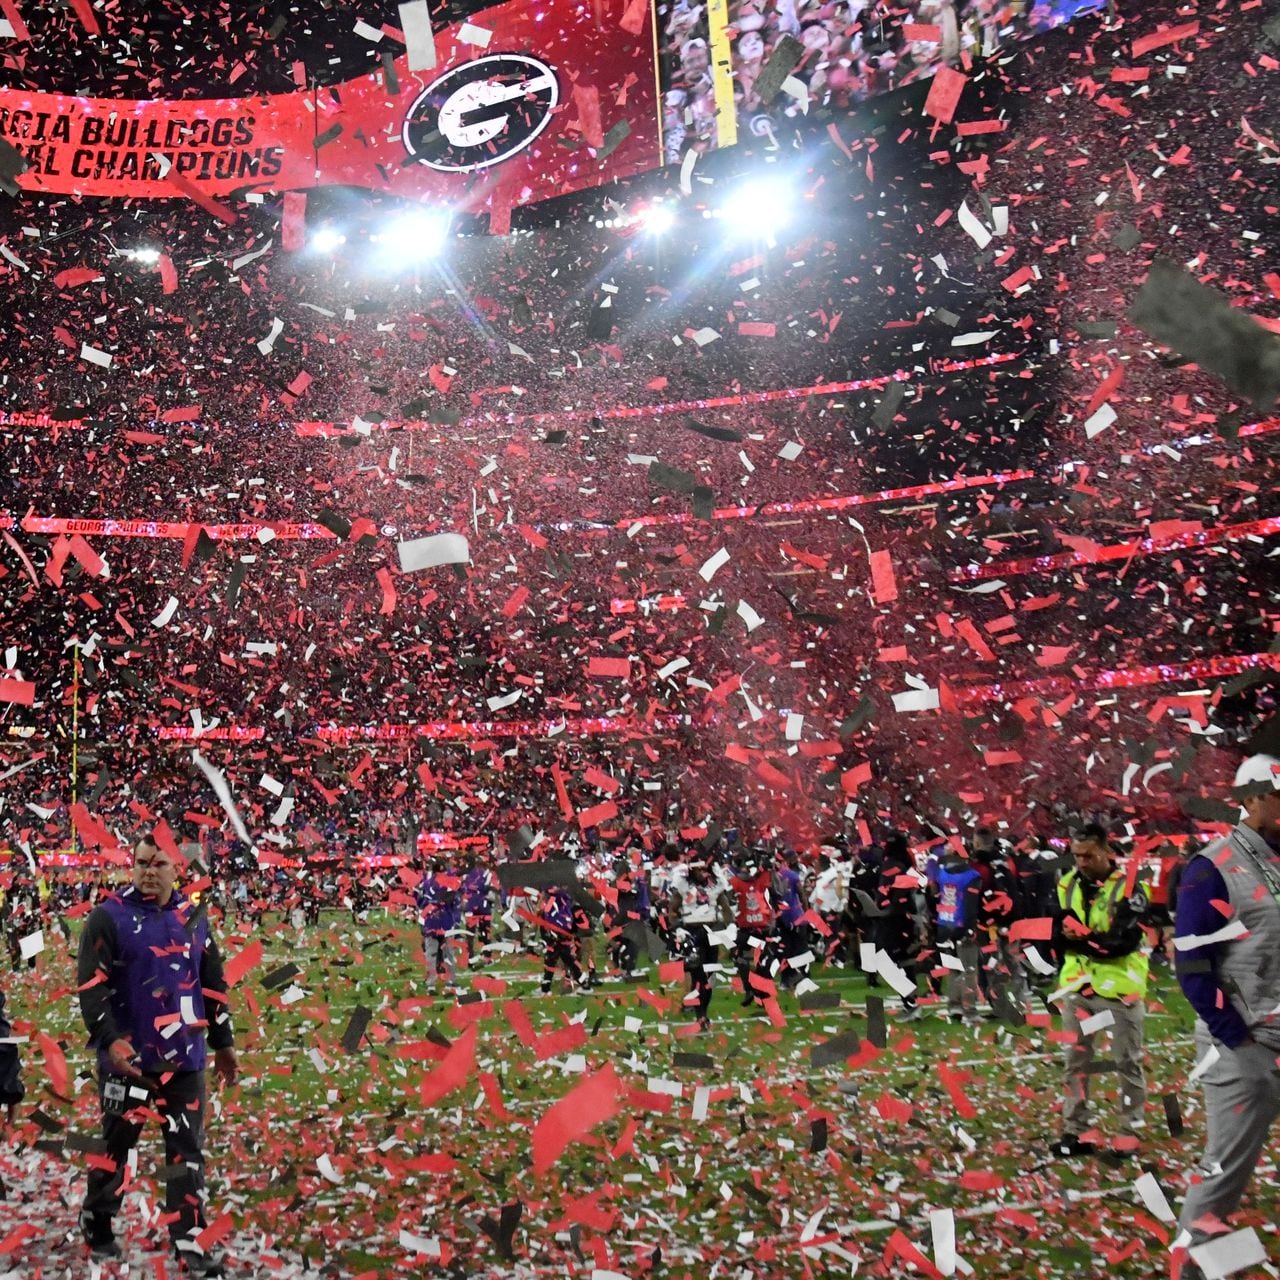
77;886;232;1075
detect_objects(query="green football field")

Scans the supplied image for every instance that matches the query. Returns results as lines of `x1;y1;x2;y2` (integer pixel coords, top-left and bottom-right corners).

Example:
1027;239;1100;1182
5;912;1276;1279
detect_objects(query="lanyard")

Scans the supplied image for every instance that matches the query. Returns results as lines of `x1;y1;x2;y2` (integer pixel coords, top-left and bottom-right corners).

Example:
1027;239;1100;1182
1229;829;1280;914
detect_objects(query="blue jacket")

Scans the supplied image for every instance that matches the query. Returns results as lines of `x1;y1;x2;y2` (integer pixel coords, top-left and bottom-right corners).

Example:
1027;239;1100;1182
77;887;232;1076
933;856;983;937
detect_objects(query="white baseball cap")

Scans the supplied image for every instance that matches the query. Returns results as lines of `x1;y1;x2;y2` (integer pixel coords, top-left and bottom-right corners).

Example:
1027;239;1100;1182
1235;753;1280;791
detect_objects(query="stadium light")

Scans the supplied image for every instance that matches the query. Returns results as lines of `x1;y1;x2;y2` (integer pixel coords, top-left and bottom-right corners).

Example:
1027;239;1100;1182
718;177;794;244
374;208;453;261
128;247;161;264
310;226;346;254
640;203;676;236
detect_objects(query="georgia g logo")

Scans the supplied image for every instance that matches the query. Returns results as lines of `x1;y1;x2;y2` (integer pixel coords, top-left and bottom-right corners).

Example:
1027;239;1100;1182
403;54;559;173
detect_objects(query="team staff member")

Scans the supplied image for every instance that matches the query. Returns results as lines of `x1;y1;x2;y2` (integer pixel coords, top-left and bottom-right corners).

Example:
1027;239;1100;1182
1173;755;1280;1276
78;835;237;1276
1053;822;1149;1155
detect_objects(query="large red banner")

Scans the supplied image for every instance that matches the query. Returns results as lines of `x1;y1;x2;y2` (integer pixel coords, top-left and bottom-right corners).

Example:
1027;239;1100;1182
0;0;660;222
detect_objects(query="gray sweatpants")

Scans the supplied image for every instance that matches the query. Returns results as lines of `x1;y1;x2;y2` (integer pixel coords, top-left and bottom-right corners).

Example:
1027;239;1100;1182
944;939;980;1016
1062;991;1146;1134
423;933;455;985
1179;1029;1280;1240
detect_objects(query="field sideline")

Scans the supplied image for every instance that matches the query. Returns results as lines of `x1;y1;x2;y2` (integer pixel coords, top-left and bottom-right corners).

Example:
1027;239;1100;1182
2;912;1276;1279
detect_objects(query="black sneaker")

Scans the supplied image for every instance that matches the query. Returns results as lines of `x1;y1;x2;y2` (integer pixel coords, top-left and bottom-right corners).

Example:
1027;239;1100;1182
88;1239;124;1261
173;1248;226;1277
1050;1134;1096;1157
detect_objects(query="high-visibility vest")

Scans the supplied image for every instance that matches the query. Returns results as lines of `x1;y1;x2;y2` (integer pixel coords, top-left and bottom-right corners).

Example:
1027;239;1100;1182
1058;868;1148;999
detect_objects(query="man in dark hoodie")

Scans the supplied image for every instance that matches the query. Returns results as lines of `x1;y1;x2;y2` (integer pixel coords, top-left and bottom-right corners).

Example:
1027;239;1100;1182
875;832;923;1020
77;835;237;1275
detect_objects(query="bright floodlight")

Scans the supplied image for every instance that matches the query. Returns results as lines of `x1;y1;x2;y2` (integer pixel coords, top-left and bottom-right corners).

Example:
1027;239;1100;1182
311;226;346;253
640;203;676;235
378;208;452;261
719;178;793;242
131;247;161;264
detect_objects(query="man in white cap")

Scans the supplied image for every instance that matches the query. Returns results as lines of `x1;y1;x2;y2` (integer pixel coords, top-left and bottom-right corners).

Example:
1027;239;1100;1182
1172;753;1280;1278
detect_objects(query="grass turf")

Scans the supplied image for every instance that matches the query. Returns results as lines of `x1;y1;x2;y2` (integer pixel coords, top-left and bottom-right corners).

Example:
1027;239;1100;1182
5;911;1277;1278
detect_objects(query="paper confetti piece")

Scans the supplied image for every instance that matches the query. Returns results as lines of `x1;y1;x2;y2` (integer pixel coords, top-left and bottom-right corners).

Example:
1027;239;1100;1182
398;0;436;69
398;533;470;572
37;1031;68;1097
869;549;899;603
222;938;263;987
79;343;112;368
457;21;492;47
531;1063;622;1174
924;65;966;124
698;547;729;582
0;678;35;706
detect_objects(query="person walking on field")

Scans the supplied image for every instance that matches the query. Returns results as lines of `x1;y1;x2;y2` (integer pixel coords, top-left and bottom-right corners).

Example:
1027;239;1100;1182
78;834;237;1276
415;858;460;994
1051;822;1149;1156
1172;755;1280;1280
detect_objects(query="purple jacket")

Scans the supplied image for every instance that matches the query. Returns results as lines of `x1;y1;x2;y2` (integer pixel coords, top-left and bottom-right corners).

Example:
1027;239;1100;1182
77;887;232;1075
541;887;576;934
462;867;494;915
416;874;460;934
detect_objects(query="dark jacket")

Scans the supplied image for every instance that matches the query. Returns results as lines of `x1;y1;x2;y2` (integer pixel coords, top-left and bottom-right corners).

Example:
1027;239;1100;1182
0;986;23;1106
77;887;233;1076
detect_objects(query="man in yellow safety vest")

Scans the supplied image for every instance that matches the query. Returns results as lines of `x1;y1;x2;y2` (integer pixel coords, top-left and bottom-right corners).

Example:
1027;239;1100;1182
1051;821;1150;1155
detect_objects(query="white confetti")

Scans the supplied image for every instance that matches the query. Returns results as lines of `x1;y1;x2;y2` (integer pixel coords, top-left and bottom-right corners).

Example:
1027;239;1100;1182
458;21;492;46
930;1207;957;1276
151;596;179;628
1078;1009;1115;1036
1189;1229;1267;1280
398;532;470;572
1085;402;1117;438
698;547;730;582
399;1230;443;1257
957;199;993;248
79;342;112;368
891;686;940;713
1133;1172;1176;1224
191;749;256;852
256;317;284;355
